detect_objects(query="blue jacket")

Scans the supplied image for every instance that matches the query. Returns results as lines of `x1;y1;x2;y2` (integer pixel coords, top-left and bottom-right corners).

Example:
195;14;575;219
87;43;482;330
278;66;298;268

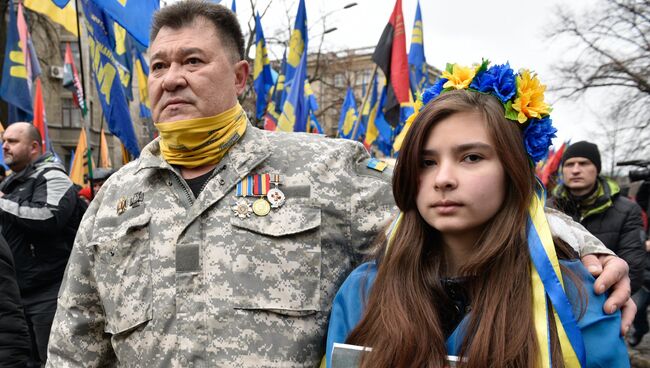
326;260;629;368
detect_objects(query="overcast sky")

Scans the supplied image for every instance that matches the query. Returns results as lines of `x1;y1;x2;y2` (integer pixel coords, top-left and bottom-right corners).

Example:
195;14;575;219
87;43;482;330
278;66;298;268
168;0;601;147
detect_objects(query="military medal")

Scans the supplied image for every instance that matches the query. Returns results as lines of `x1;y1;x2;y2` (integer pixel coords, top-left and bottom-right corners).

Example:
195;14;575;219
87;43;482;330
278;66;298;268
252;198;271;216
267;174;285;208
232;198;252;218
236;174;272;216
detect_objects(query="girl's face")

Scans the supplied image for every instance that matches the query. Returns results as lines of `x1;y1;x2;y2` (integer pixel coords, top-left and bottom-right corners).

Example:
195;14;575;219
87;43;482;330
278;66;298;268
416;111;506;239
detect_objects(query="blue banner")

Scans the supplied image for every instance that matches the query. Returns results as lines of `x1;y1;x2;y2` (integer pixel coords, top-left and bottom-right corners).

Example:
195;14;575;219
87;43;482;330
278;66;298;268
338;87;358;139
408;0;429;94
0;0;33;121
53;0;71;8
91;0;159;47
253;13;274;120
81;0;140;157
277;52;309;132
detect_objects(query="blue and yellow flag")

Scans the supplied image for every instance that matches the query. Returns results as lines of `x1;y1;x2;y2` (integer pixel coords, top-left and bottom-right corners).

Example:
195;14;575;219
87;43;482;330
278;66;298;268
253;13;274;120
361;75;383;146
277;52;308;132
23;0;78;36
338;87;358;139
284;0;307;89
107;21;134;101
80;0;140;157
371;86;395;156
0;0;33;122
134;51;152;119
408;0;429;94
305;79;319;112
359;74;380;141
270;50;287;114
52;0;70;8
308;111;324;134
91;0;159;47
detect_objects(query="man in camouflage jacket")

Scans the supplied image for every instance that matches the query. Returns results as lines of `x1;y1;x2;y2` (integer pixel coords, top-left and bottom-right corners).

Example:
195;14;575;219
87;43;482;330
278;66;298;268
47;2;631;367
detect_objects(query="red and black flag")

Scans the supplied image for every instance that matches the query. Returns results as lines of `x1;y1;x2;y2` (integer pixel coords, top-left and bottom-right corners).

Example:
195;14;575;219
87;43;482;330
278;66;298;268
372;0;410;127
63;42;87;117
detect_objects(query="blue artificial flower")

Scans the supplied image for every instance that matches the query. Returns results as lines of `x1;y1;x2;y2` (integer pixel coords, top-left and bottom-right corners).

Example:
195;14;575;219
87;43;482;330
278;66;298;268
422;78;448;105
469;63;516;103
523;116;557;163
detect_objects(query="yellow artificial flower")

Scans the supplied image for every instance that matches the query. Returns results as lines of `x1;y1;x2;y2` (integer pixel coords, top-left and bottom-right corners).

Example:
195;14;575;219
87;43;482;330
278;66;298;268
441;64;476;90
511;69;550;123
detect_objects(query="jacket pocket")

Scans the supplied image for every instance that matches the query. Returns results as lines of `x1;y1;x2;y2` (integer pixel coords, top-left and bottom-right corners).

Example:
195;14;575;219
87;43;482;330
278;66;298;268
230;201;322;314
93;212;153;334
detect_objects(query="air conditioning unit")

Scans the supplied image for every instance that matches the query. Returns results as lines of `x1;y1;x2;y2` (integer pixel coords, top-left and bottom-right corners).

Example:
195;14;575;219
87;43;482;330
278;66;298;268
50;65;64;79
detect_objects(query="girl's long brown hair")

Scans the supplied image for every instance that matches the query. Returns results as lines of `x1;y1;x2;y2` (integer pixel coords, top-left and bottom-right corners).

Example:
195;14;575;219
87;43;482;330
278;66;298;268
346;90;577;367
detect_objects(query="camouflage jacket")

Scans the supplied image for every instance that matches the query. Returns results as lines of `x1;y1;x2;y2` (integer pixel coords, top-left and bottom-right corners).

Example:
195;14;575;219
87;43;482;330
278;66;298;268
47;126;395;367
47;126;612;367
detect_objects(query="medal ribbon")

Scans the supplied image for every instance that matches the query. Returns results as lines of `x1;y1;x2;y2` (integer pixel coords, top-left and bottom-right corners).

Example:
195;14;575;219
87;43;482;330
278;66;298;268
528;183;585;367
237;174;271;197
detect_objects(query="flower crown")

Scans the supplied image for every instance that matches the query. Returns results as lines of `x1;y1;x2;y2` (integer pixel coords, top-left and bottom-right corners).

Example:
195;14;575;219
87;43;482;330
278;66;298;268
420;60;557;163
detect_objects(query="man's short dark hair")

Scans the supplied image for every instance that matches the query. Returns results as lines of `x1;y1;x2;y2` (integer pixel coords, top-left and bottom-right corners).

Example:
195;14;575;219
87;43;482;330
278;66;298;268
150;0;245;62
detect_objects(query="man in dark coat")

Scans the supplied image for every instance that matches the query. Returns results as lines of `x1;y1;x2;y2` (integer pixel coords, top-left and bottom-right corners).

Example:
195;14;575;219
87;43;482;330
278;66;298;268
0;123;79;366
0;232;31;367
551;141;646;295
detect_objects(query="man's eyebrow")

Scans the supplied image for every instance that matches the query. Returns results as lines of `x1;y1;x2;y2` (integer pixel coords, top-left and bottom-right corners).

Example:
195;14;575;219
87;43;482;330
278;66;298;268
150;47;206;60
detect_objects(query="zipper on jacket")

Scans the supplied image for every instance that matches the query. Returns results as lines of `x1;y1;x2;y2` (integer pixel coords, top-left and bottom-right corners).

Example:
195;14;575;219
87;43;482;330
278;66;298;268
171;165;224;206
172;172;194;206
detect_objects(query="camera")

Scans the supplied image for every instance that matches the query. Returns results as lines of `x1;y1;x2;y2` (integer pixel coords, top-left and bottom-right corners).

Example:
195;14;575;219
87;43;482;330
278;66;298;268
616;160;650;182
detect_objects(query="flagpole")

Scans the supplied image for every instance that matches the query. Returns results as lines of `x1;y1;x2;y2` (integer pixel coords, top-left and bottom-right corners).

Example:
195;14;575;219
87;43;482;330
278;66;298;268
73;0;87;114
74;0;94;198
96;117;104;167
350;64;378;142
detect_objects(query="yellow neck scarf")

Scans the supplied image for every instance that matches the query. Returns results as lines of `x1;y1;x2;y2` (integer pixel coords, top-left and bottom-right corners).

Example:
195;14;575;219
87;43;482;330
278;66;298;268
155;104;247;168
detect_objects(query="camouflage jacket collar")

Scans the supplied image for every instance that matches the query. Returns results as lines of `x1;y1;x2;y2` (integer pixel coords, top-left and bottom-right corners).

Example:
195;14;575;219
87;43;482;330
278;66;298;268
135;123;271;176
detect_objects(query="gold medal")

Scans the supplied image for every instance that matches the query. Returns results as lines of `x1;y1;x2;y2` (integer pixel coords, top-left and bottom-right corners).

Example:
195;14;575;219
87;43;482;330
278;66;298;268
252;197;271;216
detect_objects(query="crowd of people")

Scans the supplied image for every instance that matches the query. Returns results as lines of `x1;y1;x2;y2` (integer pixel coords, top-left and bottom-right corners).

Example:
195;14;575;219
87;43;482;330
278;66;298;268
0;1;647;367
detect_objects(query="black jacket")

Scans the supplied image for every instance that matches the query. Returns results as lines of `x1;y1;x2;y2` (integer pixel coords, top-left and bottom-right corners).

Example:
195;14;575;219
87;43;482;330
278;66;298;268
0;153;78;295
552;177;646;292
0;234;30;367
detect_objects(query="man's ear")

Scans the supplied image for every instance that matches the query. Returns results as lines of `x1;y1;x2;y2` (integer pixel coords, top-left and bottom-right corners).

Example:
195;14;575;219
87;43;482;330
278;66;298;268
234;60;250;96
30;141;41;156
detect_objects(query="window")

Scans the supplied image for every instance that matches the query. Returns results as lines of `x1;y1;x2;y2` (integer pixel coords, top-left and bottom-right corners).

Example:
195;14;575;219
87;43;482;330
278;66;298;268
334;73;346;88
359;70;371;87
61;98;82;128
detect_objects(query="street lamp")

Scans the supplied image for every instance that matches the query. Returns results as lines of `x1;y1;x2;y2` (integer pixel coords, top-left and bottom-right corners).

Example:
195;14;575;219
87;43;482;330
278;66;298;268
311;2;358;79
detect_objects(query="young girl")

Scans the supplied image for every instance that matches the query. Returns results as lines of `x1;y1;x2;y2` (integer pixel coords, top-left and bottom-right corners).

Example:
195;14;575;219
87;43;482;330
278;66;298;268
326;61;629;367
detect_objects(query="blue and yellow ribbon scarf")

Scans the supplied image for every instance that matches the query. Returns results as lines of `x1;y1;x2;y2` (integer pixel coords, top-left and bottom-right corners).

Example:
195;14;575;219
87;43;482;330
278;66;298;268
528;185;585;367
386;186;585;367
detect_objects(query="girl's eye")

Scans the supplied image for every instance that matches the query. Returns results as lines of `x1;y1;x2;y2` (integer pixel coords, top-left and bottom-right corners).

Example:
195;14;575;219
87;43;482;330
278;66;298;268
422;159;437;167
463;154;483;163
